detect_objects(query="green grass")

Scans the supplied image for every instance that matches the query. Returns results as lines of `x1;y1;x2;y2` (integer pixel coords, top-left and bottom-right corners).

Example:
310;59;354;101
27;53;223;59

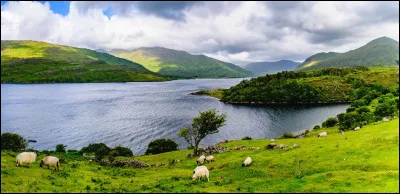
1;40;167;83
2;119;398;192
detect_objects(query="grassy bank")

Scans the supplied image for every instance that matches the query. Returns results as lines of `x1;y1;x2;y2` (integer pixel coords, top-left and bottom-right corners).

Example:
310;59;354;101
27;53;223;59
1;118;398;192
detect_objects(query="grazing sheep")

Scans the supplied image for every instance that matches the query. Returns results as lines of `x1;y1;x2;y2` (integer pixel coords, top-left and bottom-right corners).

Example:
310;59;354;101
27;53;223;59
192;166;209;181
40;156;60;171
265;142;276;149
277;144;286;149
354;126;360;131
339;130;344;135
383;117;391;122
242;156;252;167
16;152;37;167
197;155;206;165
318;132;327;137
205;155;214;163
293;144;299;148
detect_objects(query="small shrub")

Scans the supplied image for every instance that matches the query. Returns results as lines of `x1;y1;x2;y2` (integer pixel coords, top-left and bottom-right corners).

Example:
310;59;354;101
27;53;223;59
351;99;367;108
346;107;356;113
313;125;321;130
56;144;67;153
109;146;133;157
356;106;371;114
338;112;361;130
145;138;178;155
1;132;28;152
374;102;396;117
322;117;339;128
241;136;252;140
281;132;295;139
80;143;111;161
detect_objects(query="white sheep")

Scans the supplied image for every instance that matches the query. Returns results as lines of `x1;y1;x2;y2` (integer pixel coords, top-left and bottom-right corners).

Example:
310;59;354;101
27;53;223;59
242;156;252;167
192;166;209;181
205;155;214;163
16;152;37;167
293;144;299;148
40;156;60;171
318;131;327;137
354;126;360;131
196;155;206;165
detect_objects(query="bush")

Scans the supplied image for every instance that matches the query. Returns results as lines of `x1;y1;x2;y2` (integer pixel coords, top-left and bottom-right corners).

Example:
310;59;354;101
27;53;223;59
356;106;371;114
1;132;28;152
322;117;339;128
360;112;375;125
56;144;67;153
80;143;111;160
346;107;356;113
68;150;78;152
145;138;178;155
395;97;399;109
109;146;133;157
281;132;295;139
338;112;361;130
351;99;367;108
241;136;252;140
374;102;396;117
313;125;321;129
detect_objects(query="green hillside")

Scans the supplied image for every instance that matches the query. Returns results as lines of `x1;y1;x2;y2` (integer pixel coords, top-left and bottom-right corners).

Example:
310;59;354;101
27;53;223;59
296;37;399;71
109;47;253;78
1;40;167;83
1;118;398;192
194;67;399;105
244;60;300;76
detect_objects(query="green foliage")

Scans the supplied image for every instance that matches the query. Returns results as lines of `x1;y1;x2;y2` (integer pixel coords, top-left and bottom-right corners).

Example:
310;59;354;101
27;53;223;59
351;99;367;108
109;146;133;157
374;102;396;117
80;143;111;161
110;47;253;78
178;109;227;155
313;125;321;129
56;144;67;153
1;40;166;83
0;132;27;152
322;117;339;128
297;37;399;71
338;112;361;130
241;136;252;140
280;132;295;139
356;106;371;114
145;139;178;155
346;107;356;113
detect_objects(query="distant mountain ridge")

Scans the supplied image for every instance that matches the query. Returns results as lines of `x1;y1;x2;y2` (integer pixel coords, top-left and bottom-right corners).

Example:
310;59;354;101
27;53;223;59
296;37;399;71
109;47;253;78
244;60;300;76
1;40;166;83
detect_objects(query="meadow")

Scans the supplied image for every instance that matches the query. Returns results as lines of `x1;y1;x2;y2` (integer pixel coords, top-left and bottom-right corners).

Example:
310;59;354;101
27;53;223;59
1;118;398;192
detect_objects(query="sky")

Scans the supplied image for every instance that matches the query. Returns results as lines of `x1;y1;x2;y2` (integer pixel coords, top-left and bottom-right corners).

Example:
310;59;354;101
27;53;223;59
1;1;399;66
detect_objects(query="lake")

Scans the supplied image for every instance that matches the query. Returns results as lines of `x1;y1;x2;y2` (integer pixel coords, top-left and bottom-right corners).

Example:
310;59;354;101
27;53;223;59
1;79;349;155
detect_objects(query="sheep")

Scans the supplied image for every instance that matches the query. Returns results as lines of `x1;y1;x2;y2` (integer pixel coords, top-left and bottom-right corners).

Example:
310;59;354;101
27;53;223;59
192;166;209;181
354;126;360;131
277;144;286;149
196;155;206;165
16;152;37;167
293;144;299;148
318;131;327;137
40;156;60;171
339;130;345;135
242;156;252;167
383;117;391;122
205;155;214;163
265;142;276;149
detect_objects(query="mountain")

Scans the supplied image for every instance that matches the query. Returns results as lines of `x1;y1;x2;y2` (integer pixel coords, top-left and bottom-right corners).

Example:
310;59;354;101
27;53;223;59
95;49;109;53
109;47;253;78
1;40;166;83
296;37;399;71
244;60;300;76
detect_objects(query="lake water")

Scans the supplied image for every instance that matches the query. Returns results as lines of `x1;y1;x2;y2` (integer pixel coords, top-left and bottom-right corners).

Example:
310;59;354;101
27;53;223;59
1;79;349;155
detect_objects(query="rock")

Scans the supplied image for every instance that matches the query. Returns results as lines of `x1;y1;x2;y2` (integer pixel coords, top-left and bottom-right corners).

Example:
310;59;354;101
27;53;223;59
383;117;391;122
354;126;360;131
277;144;286;149
293;144;299;148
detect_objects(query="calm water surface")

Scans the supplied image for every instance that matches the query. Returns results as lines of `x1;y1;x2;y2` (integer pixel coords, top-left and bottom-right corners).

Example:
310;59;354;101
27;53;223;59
1;79;349;154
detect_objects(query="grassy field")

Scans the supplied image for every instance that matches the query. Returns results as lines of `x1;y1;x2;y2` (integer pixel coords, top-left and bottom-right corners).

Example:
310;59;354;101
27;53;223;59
1;118;398;192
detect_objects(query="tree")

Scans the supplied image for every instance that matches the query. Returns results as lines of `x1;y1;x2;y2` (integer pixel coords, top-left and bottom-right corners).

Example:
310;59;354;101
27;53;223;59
109;146;133;157
374;102;396;117
322;117;339;128
1;132;28;152
145;138;178;155
178;109;227;156
80;143;111;161
56;144;67;153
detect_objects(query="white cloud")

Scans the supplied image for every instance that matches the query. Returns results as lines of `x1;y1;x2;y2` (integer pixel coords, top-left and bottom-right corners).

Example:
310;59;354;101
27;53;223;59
1;1;399;65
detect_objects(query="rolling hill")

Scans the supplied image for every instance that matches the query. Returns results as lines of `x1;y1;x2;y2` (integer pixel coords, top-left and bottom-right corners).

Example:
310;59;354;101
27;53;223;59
244;60;300;76
296;37;399;71
109;47;253;78
1;40;166;83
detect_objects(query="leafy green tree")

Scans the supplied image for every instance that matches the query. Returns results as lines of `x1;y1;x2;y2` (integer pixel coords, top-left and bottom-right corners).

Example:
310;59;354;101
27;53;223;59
313;125;321;129
356;106;371;114
109;146;133;157
80;143;111;161
178;109;227;156
145;138;178;155
322;117;339;128
346;107;356;113
351;99;367;108
338;112;361;130
374;102;396;117
1;132;28;152
56;144;67;153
